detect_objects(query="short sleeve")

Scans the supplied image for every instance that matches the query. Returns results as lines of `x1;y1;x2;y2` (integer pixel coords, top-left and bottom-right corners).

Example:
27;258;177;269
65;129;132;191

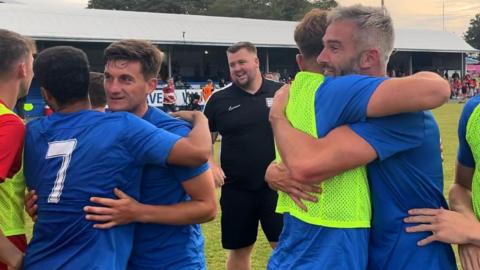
316;75;388;127
457;98;480;168
123;115;181;167
172;163;210;182
349;112;425;161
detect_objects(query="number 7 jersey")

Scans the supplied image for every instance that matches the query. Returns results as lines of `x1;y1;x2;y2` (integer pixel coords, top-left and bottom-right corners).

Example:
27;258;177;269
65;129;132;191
23;110;181;270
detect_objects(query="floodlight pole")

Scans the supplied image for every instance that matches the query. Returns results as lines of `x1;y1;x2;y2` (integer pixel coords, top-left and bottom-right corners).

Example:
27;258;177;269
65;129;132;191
443;0;445;31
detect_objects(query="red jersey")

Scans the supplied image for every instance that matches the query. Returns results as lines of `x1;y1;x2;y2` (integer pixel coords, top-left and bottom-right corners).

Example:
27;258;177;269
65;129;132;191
0;100;25;182
202;85;214;101
162;85;176;105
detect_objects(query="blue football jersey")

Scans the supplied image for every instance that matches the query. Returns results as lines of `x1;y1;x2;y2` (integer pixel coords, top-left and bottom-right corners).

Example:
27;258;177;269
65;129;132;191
350;112;457;270
128;107;208;270
24;110;181;270
457;96;480;168
268;74;386;270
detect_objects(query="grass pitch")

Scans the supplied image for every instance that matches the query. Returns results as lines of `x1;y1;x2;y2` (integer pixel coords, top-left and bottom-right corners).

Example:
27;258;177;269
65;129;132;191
24;103;465;270
202;103;466;270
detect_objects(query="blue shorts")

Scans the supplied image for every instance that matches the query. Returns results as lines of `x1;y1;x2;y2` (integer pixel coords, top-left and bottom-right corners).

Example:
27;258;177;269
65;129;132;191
268;214;369;270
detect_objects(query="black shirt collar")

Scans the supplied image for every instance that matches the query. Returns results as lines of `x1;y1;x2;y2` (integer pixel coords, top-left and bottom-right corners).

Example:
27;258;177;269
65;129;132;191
234;78;266;96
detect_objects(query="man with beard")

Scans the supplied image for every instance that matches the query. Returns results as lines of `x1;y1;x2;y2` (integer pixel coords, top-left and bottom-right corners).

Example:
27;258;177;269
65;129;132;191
266;5;456;270
203;41;284;270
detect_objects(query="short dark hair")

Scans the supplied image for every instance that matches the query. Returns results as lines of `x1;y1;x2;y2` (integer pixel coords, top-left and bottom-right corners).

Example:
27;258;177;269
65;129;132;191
88;72;106;108
104;39;163;80
294;9;328;59
0;29;36;79
33;46;90;106
227;41;257;55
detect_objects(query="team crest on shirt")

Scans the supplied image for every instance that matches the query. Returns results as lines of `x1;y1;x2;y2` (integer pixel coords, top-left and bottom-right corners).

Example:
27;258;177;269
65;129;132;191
266;98;273;108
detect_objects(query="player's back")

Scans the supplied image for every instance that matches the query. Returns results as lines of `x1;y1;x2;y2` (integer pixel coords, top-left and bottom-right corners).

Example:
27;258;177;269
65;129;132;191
364;111;457;270
24;110;176;270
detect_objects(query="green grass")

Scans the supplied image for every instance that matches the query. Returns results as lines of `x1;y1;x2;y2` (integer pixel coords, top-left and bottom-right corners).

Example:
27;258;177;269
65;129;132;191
24;103;466;270
432;103;465;270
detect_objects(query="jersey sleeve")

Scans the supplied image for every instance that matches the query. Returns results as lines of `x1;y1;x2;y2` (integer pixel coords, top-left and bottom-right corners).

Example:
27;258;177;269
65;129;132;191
172;163;210;182
349;112;425;161
155;113;210;182
0;114;25;181
457;98;479;168
203;95;217;132
317;75;388;125
123;115;182;167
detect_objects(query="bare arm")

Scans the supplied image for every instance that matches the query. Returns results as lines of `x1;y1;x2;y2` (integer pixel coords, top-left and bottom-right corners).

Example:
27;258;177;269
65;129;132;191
449;162;475;218
269;86;376;183
265;161;321;210
208;132;225;187
136;170;217;224
403;163;480;247
167;111;211;166
272;118;376;184
0;231;23;269
24;190;38;221
367;71;450;117
85;170;217;228
405;207;480;246
449;162;480;270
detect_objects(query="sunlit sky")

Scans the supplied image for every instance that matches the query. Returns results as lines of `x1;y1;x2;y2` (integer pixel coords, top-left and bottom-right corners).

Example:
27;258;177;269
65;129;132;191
14;0;480;36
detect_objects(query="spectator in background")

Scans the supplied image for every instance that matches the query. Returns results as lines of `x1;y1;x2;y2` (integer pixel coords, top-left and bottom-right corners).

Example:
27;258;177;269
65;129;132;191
163;77;177;113
202;79;214;102
204;41;284;270
265;73;275;81
452;71;460;80
187;91;202;111
453;78;462;99
219;78;226;88
174;75;189;89
88;72;106;112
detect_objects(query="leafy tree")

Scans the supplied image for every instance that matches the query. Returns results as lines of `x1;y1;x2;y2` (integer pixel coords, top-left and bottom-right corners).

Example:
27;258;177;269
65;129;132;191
312;0;337;10
464;13;480;53
88;0;209;14
87;0;337;21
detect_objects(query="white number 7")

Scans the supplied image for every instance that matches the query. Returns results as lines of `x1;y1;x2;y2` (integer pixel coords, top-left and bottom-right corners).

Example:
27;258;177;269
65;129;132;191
46;139;77;203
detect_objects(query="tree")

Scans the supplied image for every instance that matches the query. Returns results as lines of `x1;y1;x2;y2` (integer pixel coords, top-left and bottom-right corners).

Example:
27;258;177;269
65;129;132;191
311;0;337;10
464;13;480;52
87;0;337;21
87;0;209;14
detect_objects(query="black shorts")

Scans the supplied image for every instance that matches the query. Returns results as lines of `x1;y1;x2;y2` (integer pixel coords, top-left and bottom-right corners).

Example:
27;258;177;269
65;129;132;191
220;186;283;249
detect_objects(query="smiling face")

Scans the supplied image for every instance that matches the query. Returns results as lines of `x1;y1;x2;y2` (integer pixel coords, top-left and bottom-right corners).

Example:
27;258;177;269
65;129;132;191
103;60;156;117
227;48;260;90
317;20;363;76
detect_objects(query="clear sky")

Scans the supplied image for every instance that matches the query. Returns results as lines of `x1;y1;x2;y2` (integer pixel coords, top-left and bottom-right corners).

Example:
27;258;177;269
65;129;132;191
16;0;480;36
337;0;479;36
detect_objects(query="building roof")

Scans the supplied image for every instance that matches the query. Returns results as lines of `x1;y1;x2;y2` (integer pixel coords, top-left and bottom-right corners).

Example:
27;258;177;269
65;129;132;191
0;3;478;53
395;29;477;53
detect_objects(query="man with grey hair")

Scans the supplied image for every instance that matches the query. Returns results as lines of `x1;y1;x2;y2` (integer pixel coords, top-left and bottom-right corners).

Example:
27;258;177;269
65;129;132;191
267;5;457;270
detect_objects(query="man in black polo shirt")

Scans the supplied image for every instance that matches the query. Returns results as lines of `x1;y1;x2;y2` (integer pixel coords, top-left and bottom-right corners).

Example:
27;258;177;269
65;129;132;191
204;41;284;270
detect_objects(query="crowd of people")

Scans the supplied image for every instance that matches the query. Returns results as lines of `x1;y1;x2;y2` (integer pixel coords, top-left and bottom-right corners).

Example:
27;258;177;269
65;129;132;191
450;73;480;101
1;3;480;270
